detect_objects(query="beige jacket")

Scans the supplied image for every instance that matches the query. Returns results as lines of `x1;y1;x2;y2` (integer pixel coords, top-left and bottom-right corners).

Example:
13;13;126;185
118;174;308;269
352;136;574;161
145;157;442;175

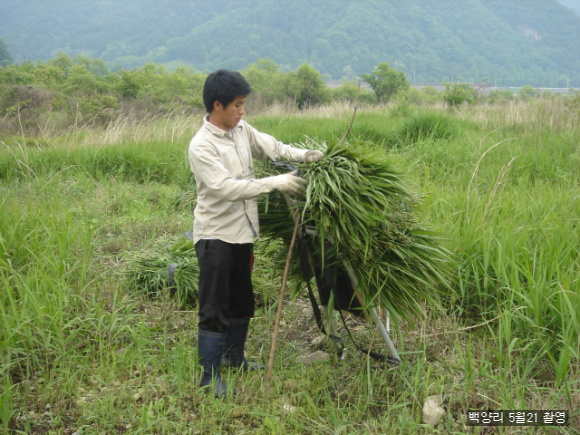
188;116;307;244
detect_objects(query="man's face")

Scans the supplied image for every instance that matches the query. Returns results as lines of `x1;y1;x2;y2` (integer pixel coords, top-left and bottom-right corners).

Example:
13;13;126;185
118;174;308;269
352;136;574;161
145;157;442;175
211;95;246;131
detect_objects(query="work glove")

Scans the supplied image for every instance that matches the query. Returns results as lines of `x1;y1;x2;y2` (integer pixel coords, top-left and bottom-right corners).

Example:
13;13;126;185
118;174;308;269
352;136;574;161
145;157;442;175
303;150;323;164
266;170;307;195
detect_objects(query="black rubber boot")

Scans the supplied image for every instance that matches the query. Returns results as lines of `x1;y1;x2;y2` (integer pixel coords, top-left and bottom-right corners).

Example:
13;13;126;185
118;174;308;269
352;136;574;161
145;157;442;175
221;318;265;371
198;329;230;397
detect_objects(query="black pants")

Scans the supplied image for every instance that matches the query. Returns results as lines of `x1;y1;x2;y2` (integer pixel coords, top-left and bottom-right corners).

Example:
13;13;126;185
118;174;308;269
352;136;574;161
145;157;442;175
195;239;255;333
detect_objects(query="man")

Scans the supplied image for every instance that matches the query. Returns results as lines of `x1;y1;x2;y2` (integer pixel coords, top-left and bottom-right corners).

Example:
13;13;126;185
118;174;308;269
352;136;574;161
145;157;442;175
188;69;323;397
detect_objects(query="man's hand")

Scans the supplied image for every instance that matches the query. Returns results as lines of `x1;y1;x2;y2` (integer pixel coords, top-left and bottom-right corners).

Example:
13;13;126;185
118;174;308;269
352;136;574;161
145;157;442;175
303;150;323;164
267;170;307;195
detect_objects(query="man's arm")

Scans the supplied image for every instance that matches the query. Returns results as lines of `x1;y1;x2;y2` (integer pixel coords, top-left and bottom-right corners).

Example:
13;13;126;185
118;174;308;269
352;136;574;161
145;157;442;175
244;122;312;163
189;142;307;201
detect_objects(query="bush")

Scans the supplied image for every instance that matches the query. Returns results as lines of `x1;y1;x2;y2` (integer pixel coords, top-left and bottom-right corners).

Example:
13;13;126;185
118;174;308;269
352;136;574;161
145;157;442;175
284;63;331;109
330;81;375;105
0;85;54;134
442;82;477;106
396;110;460;144
487;89;514;104
518;85;538;102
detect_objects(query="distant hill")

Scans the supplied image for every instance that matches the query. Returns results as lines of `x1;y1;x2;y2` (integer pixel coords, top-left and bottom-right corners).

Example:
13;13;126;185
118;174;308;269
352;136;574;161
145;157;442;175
557;0;580;15
1;0;579;87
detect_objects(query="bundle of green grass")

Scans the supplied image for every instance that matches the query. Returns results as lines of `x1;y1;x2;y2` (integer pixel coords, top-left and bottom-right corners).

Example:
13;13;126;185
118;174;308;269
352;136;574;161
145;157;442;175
259;138;453;321
125;237;199;307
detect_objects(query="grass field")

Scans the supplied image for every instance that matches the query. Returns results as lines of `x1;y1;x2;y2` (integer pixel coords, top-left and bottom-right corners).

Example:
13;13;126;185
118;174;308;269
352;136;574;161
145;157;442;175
1;99;579;434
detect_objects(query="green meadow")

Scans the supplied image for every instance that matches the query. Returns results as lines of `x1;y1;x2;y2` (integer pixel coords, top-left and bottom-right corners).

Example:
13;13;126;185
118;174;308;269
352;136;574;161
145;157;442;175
1;99;579;434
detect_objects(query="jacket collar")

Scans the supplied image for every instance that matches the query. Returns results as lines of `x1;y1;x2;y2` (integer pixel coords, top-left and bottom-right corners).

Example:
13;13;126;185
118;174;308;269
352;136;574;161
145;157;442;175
203;114;244;138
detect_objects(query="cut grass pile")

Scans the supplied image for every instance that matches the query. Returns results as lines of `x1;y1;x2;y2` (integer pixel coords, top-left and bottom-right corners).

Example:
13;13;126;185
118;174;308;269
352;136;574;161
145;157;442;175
260;138;453;322
125;236;199;308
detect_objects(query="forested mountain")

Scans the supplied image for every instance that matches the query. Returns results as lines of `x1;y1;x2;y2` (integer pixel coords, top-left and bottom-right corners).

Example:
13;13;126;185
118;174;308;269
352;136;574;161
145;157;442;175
1;0;579;87
558;0;580;15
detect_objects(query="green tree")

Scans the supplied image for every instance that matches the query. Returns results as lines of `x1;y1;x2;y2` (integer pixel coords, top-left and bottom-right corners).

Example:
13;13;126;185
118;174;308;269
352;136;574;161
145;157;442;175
284;63;330;109
47;53;74;79
442;82;476;106
330;81;375;105
65;64;102;95
487;89;514;104
116;63;205;109
118;69;141;98
518;85;537;102
0;62;36;86
241;59;286;106
73;55;110;77
361;62;410;104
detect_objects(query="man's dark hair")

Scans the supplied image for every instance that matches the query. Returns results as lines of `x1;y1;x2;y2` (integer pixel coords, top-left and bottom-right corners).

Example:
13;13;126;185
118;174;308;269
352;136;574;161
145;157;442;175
203;69;252;113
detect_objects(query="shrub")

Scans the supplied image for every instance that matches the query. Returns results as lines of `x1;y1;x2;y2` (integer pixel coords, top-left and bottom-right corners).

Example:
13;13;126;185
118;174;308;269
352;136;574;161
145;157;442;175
442;82;477;106
487;89;514;104
396;110;460;144
330;81;375;105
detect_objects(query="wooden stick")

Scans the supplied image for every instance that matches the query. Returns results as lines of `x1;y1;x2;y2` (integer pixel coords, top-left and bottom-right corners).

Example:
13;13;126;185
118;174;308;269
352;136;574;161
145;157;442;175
265;211;301;390
335;82;361;149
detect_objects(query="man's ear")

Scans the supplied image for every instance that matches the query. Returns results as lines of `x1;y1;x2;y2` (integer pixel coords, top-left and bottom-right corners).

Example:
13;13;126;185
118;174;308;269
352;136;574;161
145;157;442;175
213;100;223;112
